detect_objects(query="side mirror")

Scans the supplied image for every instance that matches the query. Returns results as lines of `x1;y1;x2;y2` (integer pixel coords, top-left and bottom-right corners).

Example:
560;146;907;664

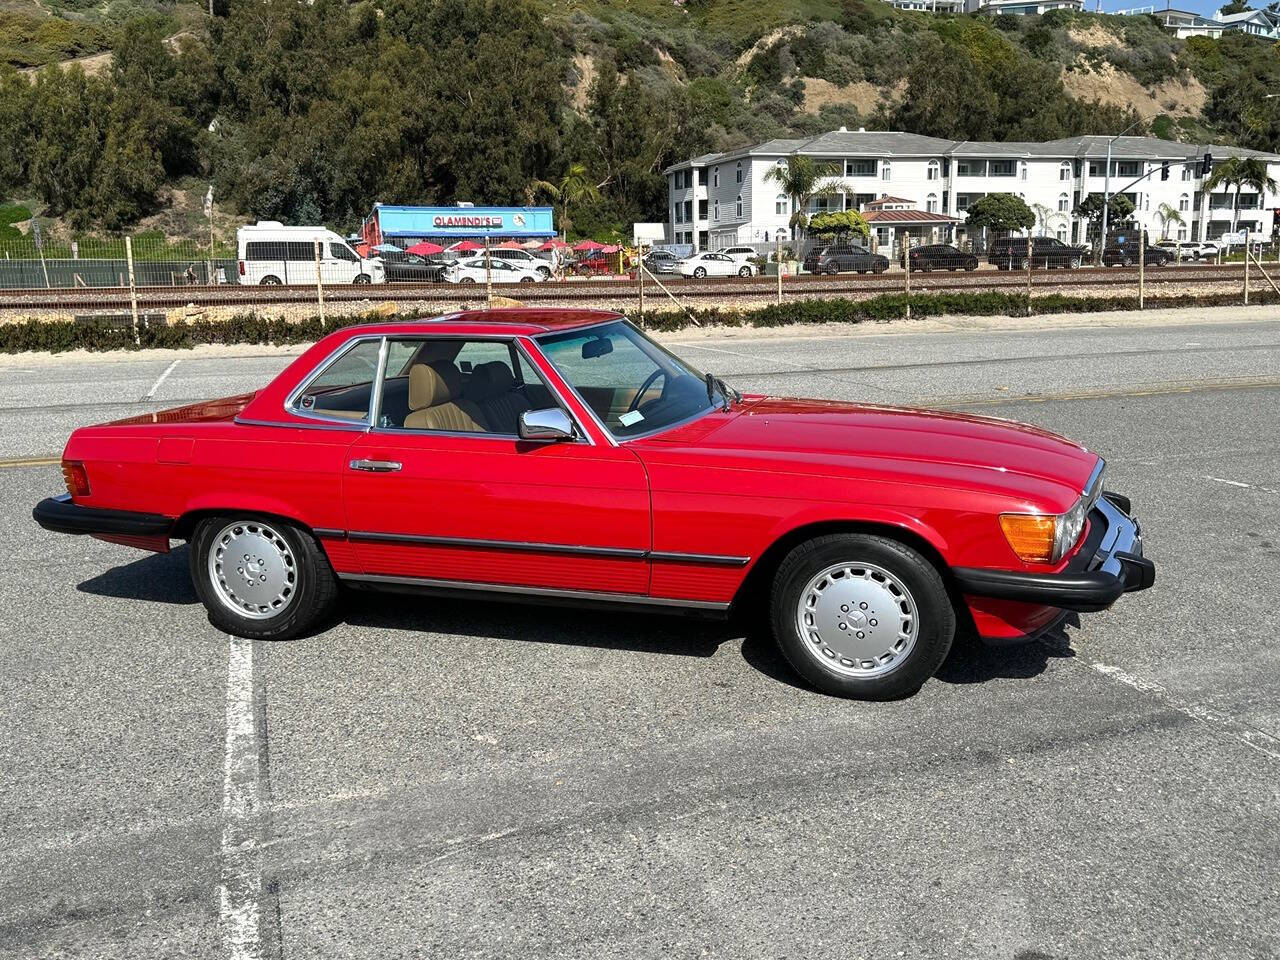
519;407;576;442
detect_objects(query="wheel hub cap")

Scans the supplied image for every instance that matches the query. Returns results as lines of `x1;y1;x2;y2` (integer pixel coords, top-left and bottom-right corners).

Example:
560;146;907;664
208;522;297;620
796;562;918;679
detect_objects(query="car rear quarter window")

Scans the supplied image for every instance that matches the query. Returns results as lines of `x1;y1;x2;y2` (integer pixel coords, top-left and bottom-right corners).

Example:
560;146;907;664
294;338;382;422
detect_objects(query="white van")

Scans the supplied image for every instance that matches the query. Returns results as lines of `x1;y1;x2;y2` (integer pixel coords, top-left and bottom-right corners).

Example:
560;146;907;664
237;222;385;285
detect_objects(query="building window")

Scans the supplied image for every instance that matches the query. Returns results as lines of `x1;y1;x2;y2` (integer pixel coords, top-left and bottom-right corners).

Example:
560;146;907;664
673;205;682;224
1179;193;1190;212
1181;165;1192;182
1177;226;1188;240
713;201;719;221
1060;161;1072;181
698;199;707;220
684;199;693;222
775;194;788;215
713;168;719;188
776;228;788;241
956;160;986;177
882;161;892;181
845;158;876;177
927;160;940;181
1056;226;1067;242
1058;193;1069;213
735;161;743;184
1117;161;1141;177
736;195;743;218
697;169;707;186
1020;161;1028;181
926;193;938;213
1088;161;1106;178
990;160;1016;177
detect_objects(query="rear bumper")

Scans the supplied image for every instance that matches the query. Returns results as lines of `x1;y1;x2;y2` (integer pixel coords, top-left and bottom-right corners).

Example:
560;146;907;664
954;493;1154;615
33;494;174;539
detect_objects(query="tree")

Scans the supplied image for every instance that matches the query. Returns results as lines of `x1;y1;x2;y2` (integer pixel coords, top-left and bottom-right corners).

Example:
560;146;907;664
1074;192;1135;251
764;155;843;243
1155;202;1184;240
529;163;603;239
809;210;871;242
1219;0;1253;12
1205;155;1278;240
965;193;1035;234
1031;202;1055;236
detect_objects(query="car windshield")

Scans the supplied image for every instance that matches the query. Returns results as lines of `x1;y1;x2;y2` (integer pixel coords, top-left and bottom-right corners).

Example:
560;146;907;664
537;320;718;439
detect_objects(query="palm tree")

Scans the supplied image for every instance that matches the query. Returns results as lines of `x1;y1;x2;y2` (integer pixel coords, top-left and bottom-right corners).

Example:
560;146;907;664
1031;203;1054;236
764;155;843;245
1154;202;1184;241
1204;156;1278;245
526;163;603;240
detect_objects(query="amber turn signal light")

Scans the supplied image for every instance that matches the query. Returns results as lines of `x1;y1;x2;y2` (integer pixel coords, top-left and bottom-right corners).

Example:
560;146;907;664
999;513;1056;564
61;460;91;498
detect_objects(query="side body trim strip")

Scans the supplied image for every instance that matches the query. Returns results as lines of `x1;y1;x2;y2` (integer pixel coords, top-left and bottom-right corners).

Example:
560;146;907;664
332;528;750;566
338;572;731;611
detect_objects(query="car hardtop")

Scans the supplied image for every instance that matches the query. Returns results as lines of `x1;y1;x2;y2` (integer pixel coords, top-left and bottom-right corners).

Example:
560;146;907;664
235;309;628;425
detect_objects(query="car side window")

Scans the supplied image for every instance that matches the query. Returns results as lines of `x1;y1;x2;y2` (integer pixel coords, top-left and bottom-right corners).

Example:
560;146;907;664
373;338;558;436
294;338;382;423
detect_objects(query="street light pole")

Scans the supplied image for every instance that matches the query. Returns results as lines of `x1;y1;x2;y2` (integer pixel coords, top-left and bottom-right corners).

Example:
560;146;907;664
1098;119;1146;264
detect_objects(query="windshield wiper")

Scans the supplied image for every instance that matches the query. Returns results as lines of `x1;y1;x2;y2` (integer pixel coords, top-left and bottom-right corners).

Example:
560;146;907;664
705;372;740;413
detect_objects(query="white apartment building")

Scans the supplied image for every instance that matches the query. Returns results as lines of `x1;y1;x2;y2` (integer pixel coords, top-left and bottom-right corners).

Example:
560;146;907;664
964;0;1084;14
664;128;1279;252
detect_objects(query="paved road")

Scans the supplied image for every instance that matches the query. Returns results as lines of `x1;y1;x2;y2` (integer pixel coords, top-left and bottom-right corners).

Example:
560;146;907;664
2;313;1278;959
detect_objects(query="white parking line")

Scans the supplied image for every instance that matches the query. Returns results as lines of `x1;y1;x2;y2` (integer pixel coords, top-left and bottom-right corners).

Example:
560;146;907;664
1089;661;1280;761
219;636;266;960
1204;475;1279;495
144;359;181;400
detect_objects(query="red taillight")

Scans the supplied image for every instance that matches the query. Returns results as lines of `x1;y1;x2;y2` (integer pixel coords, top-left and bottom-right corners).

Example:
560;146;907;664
62;460;91;498
238;260;245;276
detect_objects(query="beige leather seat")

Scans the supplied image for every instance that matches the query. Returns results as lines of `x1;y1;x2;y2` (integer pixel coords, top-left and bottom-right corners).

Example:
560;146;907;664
403;363;487;432
464;362;532;435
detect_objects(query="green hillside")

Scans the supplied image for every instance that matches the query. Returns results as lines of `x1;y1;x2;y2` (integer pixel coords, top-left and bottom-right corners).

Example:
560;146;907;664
0;0;1275;241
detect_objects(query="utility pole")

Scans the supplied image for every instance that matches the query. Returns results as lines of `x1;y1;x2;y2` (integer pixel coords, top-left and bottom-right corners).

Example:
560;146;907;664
1138;224;1145;310
1025;234;1033;315
314;238;326;328
484;235;493;305
775;233;782;304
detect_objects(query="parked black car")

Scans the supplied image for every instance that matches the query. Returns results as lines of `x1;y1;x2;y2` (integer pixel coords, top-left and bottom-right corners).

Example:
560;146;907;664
382;253;449;283
988;237;1088;270
1102;244;1175;267
803;244;889;275
904;244;979;272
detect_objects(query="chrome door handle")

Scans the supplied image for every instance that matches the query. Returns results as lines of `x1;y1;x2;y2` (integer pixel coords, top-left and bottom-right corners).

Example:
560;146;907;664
349;459;402;473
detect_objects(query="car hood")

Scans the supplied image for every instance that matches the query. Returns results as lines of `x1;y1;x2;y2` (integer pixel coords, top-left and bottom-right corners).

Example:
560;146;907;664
638;396;1098;511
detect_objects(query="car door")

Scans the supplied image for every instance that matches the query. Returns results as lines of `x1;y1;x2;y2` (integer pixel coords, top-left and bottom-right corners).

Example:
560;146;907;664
342;335;652;597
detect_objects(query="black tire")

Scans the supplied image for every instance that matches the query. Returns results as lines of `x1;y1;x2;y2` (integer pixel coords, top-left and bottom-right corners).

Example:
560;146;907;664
191;515;339;640
1122;255;1134;267
353;274;372;284
458;277;475;284
537;266;552;279
693;267;707;279
519;276;535;283
965;259;978;271
1014;258;1027;270
1069;256;1082;269
259;276;282;286
825;263;840;275
769;533;955;700
739;266;753;277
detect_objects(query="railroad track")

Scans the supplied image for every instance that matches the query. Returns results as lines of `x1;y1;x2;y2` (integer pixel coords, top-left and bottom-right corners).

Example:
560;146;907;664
0;262;1255;312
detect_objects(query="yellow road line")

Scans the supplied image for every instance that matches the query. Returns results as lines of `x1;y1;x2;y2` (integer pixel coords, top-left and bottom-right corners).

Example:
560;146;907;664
0;456;60;468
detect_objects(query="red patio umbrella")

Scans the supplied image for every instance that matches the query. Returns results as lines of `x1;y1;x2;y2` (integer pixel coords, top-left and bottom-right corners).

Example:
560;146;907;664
599;244;621;254
495;240;524;250
573;240;606;252
538;239;570;251
449;240;486;253
405;241;445;255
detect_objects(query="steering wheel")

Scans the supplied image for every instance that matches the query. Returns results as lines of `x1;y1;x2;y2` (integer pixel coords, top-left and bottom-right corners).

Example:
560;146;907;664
628;369;667;413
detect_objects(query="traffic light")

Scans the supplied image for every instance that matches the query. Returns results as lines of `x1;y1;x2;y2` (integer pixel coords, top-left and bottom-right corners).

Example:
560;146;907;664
1160;161;1169;181
1201;152;1213;176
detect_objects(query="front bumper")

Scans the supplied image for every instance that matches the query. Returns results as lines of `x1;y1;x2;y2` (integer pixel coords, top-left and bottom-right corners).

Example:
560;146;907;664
954;492;1154;614
33;494;174;539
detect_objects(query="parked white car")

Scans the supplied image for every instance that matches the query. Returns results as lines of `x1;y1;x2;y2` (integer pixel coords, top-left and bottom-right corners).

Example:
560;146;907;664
479;248;553;278
678;252;755;278
1154;240;1220;261
237;222;385;285
443;257;546;284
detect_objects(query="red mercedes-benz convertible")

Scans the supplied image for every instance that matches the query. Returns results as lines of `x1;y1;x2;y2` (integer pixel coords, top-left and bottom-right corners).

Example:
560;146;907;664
34;308;1153;699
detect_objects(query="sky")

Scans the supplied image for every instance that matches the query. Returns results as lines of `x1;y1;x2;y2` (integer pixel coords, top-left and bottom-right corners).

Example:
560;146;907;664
1095;0;1238;14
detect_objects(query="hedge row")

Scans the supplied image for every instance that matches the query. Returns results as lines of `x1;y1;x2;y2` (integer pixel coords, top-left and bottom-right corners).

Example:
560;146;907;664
1;289;1274;353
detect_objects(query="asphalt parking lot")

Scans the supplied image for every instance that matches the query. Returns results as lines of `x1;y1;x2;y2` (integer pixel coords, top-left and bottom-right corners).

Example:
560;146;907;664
2;308;1278;959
